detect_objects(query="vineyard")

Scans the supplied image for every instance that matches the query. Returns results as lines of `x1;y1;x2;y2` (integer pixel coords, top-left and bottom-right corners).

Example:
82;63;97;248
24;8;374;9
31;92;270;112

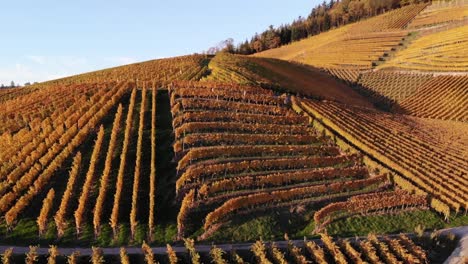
357;71;434;103
0;79;175;245
254;4;428;69
294;97;468;219
324;68;361;84
2;77;443;247
379;25;468;72
324;70;467;123
204;52;373;107
314;190;428;232
399;75;468;122
165;81;446;241
0;0;466;262
408;0;468;30
40;55;210;86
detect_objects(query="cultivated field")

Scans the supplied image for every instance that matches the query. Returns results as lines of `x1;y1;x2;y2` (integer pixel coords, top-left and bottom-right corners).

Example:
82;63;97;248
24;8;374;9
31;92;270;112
254;4;428;69
0;1;466;263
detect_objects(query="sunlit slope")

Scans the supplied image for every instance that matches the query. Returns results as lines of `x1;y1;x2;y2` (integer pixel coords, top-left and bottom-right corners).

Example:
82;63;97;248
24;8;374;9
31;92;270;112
204;52;374;108
399;75;468;122
169;82;389;240
0;55;210;135
379;25;468;72
38;54;211;86
254;4;427;69
326;69;467;122
357;71;433;102
408;0;468;31
294;97;468;216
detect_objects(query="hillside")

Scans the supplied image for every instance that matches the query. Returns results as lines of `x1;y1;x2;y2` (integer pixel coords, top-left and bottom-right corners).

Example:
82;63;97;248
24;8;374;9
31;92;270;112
379;25;468;72
254;4;429;69
203;52;374;108
253;1;467;111
293;97;467;215
0;1;467;263
408;0;468;32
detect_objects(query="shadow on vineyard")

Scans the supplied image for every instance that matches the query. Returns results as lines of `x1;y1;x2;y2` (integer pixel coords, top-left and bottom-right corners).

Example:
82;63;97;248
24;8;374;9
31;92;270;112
152;89;179;241
0;89;180;247
0;92;132;246
0;1;467;262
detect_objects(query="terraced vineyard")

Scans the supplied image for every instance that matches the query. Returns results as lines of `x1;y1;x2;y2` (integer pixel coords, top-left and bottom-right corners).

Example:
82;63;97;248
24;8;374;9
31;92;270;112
324;70;467;123
324;68;361;84
314;190;428;232
408;0;468;30
0;1;466;262
169;82;395;239
380;25;468;72
255;4;428;69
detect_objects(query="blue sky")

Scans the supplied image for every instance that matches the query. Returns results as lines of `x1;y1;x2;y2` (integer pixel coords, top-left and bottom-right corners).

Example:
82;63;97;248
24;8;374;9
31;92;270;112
0;0;320;85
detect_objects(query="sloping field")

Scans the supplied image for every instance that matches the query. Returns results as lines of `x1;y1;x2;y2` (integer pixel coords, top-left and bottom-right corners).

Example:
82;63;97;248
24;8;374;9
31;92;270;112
0;54;211;145
408;0;468;30
324;68;467;123
0;80;186;246
379;25;468;72
40;54;211;86
170;82;390;239
294;97;468;218
357;71;434;102
0;82;134;232
399;75;468;122
0;86;38;103
254;4;428;69
205;52;374;108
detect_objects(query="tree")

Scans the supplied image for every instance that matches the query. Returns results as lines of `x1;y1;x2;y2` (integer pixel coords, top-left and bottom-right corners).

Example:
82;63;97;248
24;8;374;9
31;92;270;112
222;38;235;53
278;25;292;45
252;38;265;53
237;40;253;55
10;81;14;88
348;0;365;20
228;0;413;55
263;25;282;49
206;38;235;54
291;18;307;42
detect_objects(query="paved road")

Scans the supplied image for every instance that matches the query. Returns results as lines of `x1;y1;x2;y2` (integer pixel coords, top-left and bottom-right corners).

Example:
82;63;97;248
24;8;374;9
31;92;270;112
0;240;306;256
0;236;392;256
439;226;468;264
0;227;466;258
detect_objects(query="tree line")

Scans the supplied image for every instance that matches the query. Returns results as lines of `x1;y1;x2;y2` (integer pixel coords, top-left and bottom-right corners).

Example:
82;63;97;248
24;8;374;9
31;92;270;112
0;81;37;88
220;0;430;55
0;81;20;89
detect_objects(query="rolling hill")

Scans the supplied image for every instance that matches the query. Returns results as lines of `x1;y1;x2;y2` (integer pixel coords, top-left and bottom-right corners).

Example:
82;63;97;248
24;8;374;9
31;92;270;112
0;1;466;263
